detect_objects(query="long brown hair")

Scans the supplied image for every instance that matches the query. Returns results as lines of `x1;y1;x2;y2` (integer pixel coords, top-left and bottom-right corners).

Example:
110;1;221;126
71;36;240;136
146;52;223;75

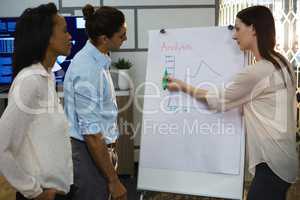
237;5;295;87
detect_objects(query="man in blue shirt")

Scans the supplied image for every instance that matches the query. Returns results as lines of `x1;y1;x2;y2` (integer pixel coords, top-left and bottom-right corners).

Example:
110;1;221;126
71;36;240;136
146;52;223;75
64;5;127;200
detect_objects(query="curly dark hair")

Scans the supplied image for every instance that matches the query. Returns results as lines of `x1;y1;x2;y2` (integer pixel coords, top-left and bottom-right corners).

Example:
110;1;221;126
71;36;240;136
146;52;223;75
12;2;58;78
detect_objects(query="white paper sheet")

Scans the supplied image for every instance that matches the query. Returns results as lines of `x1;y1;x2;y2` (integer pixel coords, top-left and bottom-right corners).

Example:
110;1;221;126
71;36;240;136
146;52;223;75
140;26;245;175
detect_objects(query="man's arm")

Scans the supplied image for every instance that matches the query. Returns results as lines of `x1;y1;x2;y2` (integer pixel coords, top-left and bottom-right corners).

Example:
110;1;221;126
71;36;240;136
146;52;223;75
84;134;118;182
84;134;127;199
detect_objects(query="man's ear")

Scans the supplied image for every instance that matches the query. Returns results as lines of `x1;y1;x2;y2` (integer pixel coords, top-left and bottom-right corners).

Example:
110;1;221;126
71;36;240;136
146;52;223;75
97;35;109;44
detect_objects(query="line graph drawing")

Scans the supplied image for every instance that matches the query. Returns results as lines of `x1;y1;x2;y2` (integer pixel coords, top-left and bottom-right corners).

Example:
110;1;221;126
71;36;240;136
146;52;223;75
184;60;221;81
165;57;223;112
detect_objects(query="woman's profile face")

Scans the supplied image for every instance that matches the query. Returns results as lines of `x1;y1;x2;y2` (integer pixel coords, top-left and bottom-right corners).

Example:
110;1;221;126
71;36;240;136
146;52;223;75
48;15;72;57
232;18;256;51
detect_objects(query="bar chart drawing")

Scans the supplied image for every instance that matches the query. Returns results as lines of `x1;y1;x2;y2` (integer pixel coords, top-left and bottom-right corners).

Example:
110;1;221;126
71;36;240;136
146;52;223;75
164;55;178;111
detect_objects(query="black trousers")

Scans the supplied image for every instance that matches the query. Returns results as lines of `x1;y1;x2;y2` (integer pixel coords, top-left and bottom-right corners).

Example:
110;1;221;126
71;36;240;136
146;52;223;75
247;163;291;200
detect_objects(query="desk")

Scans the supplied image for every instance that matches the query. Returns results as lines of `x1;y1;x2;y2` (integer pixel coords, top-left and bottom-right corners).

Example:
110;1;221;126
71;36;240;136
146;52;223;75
0;93;8;99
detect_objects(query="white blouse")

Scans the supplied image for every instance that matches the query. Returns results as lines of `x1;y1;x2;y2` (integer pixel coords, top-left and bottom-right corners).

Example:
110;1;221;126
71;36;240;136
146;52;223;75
0;63;73;198
206;59;299;183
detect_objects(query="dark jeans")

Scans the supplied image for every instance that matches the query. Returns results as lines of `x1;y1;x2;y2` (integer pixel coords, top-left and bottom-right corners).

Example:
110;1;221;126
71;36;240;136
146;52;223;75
71;138;109;200
247;163;291;200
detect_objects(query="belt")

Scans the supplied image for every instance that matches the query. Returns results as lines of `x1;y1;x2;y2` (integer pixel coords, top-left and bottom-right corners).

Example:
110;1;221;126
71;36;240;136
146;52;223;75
71;137;116;148
107;143;116;148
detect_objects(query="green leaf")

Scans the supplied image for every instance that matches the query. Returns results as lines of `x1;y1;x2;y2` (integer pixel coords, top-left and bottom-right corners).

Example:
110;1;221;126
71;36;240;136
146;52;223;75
112;58;133;69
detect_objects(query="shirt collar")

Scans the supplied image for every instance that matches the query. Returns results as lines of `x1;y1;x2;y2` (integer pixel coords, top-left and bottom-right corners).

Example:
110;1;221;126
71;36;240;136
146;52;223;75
31;63;52;77
86;40;111;70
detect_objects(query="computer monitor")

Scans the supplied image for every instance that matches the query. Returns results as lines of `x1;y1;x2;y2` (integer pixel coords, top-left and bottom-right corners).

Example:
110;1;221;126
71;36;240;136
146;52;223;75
0;17;15;86
0;16;88;86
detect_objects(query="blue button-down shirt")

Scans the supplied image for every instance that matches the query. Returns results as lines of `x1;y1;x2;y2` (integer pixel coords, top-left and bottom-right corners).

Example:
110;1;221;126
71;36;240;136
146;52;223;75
64;41;119;144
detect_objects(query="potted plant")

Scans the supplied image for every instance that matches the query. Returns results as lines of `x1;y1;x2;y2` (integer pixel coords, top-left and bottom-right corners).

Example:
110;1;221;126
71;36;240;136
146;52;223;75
112;58;133;90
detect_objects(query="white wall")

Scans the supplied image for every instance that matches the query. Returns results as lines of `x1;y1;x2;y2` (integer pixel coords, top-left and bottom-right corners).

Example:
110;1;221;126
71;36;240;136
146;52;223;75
104;0;215;6
0;0;59;17
0;0;217;161
62;0;100;7
137;8;215;48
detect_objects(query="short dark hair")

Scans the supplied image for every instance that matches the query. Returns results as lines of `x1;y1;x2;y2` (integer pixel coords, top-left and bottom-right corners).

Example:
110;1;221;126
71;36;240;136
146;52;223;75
82;4;125;43
237;6;295;86
12;3;58;78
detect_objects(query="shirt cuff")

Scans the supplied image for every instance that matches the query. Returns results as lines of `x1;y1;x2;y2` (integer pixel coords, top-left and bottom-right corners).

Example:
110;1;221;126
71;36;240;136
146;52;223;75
79;121;105;135
22;179;43;199
206;88;220;111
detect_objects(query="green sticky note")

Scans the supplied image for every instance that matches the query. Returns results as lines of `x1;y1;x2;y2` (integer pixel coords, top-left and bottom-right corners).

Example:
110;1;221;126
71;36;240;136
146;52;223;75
162;69;168;90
